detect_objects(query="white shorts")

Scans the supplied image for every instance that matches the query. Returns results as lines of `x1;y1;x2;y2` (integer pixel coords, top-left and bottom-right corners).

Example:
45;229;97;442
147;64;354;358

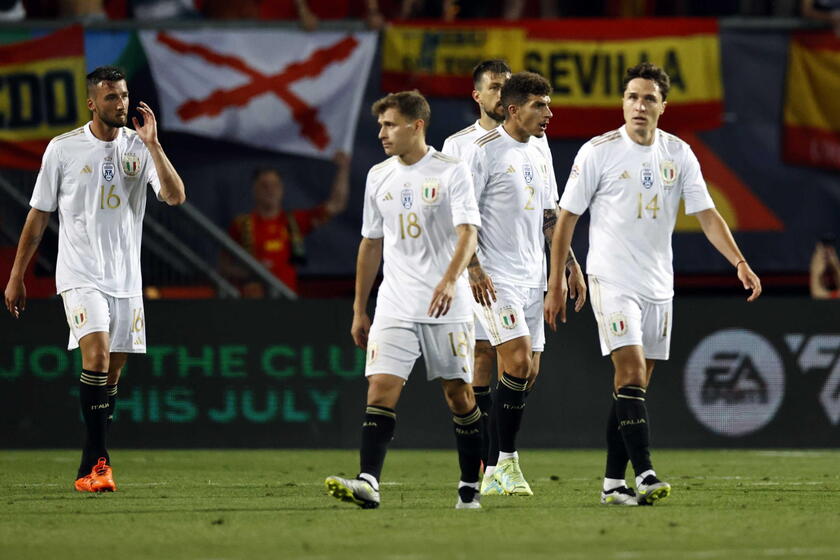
473;313;489;341
60;288;147;353
472;282;545;352
365;316;474;382
589;276;672;360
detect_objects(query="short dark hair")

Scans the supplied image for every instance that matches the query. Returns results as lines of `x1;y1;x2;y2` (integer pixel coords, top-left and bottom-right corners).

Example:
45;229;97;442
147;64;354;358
500;72;552;113
86;66;126;93
371;90;431;127
472;59;511;88
622;62;670;101
251;167;281;184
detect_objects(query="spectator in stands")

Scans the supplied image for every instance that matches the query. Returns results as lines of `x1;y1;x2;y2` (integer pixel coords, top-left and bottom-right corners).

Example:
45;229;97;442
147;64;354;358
222;152;351;297
810;235;840;299
130;0;199;19
202;0;387;30
0;0;25;20
802;0;840;33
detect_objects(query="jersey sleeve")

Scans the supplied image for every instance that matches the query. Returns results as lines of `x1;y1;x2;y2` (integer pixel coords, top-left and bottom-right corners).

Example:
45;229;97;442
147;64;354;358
461;144;489;201
541;141;559;210
558;141;599;216
29;141;62;212
360;170;384;239
448;162;481;228
680;146;715;215
143;148;163;201
441;136;460;159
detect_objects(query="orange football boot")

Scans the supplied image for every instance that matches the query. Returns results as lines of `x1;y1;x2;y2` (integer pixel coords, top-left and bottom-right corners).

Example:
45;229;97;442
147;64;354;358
74;458;117;492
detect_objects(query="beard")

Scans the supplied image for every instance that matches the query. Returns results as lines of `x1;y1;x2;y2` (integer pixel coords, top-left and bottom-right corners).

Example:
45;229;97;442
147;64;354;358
484;103;505;123
100;113;127;129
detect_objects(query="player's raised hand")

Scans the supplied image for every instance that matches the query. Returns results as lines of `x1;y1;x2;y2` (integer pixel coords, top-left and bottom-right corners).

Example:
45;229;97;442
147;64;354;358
567;263;587;312
543;275;568;331
737;261;762;302
428;278;456;318
133;102;159;146
468;262;496;308
4;277;26;319
351;312;372;350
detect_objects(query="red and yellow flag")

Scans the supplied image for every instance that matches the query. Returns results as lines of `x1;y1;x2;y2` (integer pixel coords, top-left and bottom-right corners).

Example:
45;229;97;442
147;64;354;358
382;19;723;138
783;32;840;170
0;26;88;170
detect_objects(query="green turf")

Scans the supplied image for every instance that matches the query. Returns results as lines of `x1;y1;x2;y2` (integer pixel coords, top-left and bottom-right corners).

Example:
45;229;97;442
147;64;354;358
2;449;839;559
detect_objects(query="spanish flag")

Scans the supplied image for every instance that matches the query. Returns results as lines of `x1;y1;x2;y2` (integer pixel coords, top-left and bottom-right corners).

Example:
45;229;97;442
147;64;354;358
0;26;88;170
784;32;840;170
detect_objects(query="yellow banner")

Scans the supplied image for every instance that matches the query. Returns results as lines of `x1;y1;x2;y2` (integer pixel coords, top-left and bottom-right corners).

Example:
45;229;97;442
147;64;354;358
0;56;88;142
524;36;721;107
382;26;525;79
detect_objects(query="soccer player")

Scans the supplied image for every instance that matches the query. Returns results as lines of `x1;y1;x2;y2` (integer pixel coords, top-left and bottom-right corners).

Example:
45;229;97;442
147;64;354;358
461;72;586;496
441;59;509;486
545;62;762;506
325;91;484;509
3;66;185;492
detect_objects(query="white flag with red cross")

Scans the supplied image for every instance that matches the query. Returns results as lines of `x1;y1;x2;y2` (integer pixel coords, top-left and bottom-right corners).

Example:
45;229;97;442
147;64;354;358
139;29;377;159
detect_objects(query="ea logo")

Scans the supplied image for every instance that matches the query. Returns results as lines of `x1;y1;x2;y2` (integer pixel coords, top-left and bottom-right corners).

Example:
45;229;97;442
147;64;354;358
684;329;784;436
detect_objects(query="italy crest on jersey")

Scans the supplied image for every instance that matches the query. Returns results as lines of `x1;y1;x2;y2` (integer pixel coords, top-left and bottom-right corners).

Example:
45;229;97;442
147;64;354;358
122;153;141;177
401;188;413;209
522;163;534;184
71;307;87;329
608;312;627;336
421;178;440;204
499;306;517;329
102;162;115;182
660;160;677;189
640;164;654;189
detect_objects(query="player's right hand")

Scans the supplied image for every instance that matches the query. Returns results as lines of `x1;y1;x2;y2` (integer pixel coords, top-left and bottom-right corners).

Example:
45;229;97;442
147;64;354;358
468;265;496;308
4;277;26;319
543;280;568;332
351;313;371;350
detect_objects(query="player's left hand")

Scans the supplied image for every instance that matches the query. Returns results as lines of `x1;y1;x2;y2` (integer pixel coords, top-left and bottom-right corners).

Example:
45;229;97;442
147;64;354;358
567;262;587;312
133;102;159;146
543;275;568;331
737;261;762;302
428;278;456;318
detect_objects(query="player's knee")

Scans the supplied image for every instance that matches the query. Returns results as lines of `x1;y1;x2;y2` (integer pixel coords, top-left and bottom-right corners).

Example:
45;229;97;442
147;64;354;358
444;383;475;414
84;349;110;372
615;367;646;389
506;354;531;378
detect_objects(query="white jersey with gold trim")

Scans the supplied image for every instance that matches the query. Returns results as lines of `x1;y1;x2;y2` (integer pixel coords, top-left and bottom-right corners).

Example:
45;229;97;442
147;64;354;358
462;126;558;289
30;122;162;298
362;147;481;323
559;126;714;301
442;120;492;160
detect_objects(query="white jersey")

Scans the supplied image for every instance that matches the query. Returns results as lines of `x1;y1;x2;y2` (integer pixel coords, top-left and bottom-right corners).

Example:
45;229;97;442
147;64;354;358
442;120;494;159
362;147;481;323
30;122;162;298
462;126;558;289
560;126;715;301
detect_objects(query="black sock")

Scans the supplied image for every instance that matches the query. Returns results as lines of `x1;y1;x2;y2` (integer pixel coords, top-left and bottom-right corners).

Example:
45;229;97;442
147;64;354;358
615;385;652;477
472;386;492;468
359;405;396;483
453;405;483;484
78;369;110;478
495;372;528;453
106;384;118;430
486;385;500;468
605;392;629;480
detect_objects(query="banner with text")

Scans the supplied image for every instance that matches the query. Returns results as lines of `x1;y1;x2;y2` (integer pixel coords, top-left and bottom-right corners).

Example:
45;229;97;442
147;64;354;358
783;32;840;170
2;298;839;448
0;26;89;170
382;19;723;138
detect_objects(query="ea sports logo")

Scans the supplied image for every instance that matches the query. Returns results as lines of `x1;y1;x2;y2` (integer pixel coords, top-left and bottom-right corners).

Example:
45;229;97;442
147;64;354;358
684;329;784;437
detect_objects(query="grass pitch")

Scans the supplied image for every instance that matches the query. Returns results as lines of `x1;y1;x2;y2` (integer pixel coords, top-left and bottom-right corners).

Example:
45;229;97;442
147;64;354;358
1;449;839;560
